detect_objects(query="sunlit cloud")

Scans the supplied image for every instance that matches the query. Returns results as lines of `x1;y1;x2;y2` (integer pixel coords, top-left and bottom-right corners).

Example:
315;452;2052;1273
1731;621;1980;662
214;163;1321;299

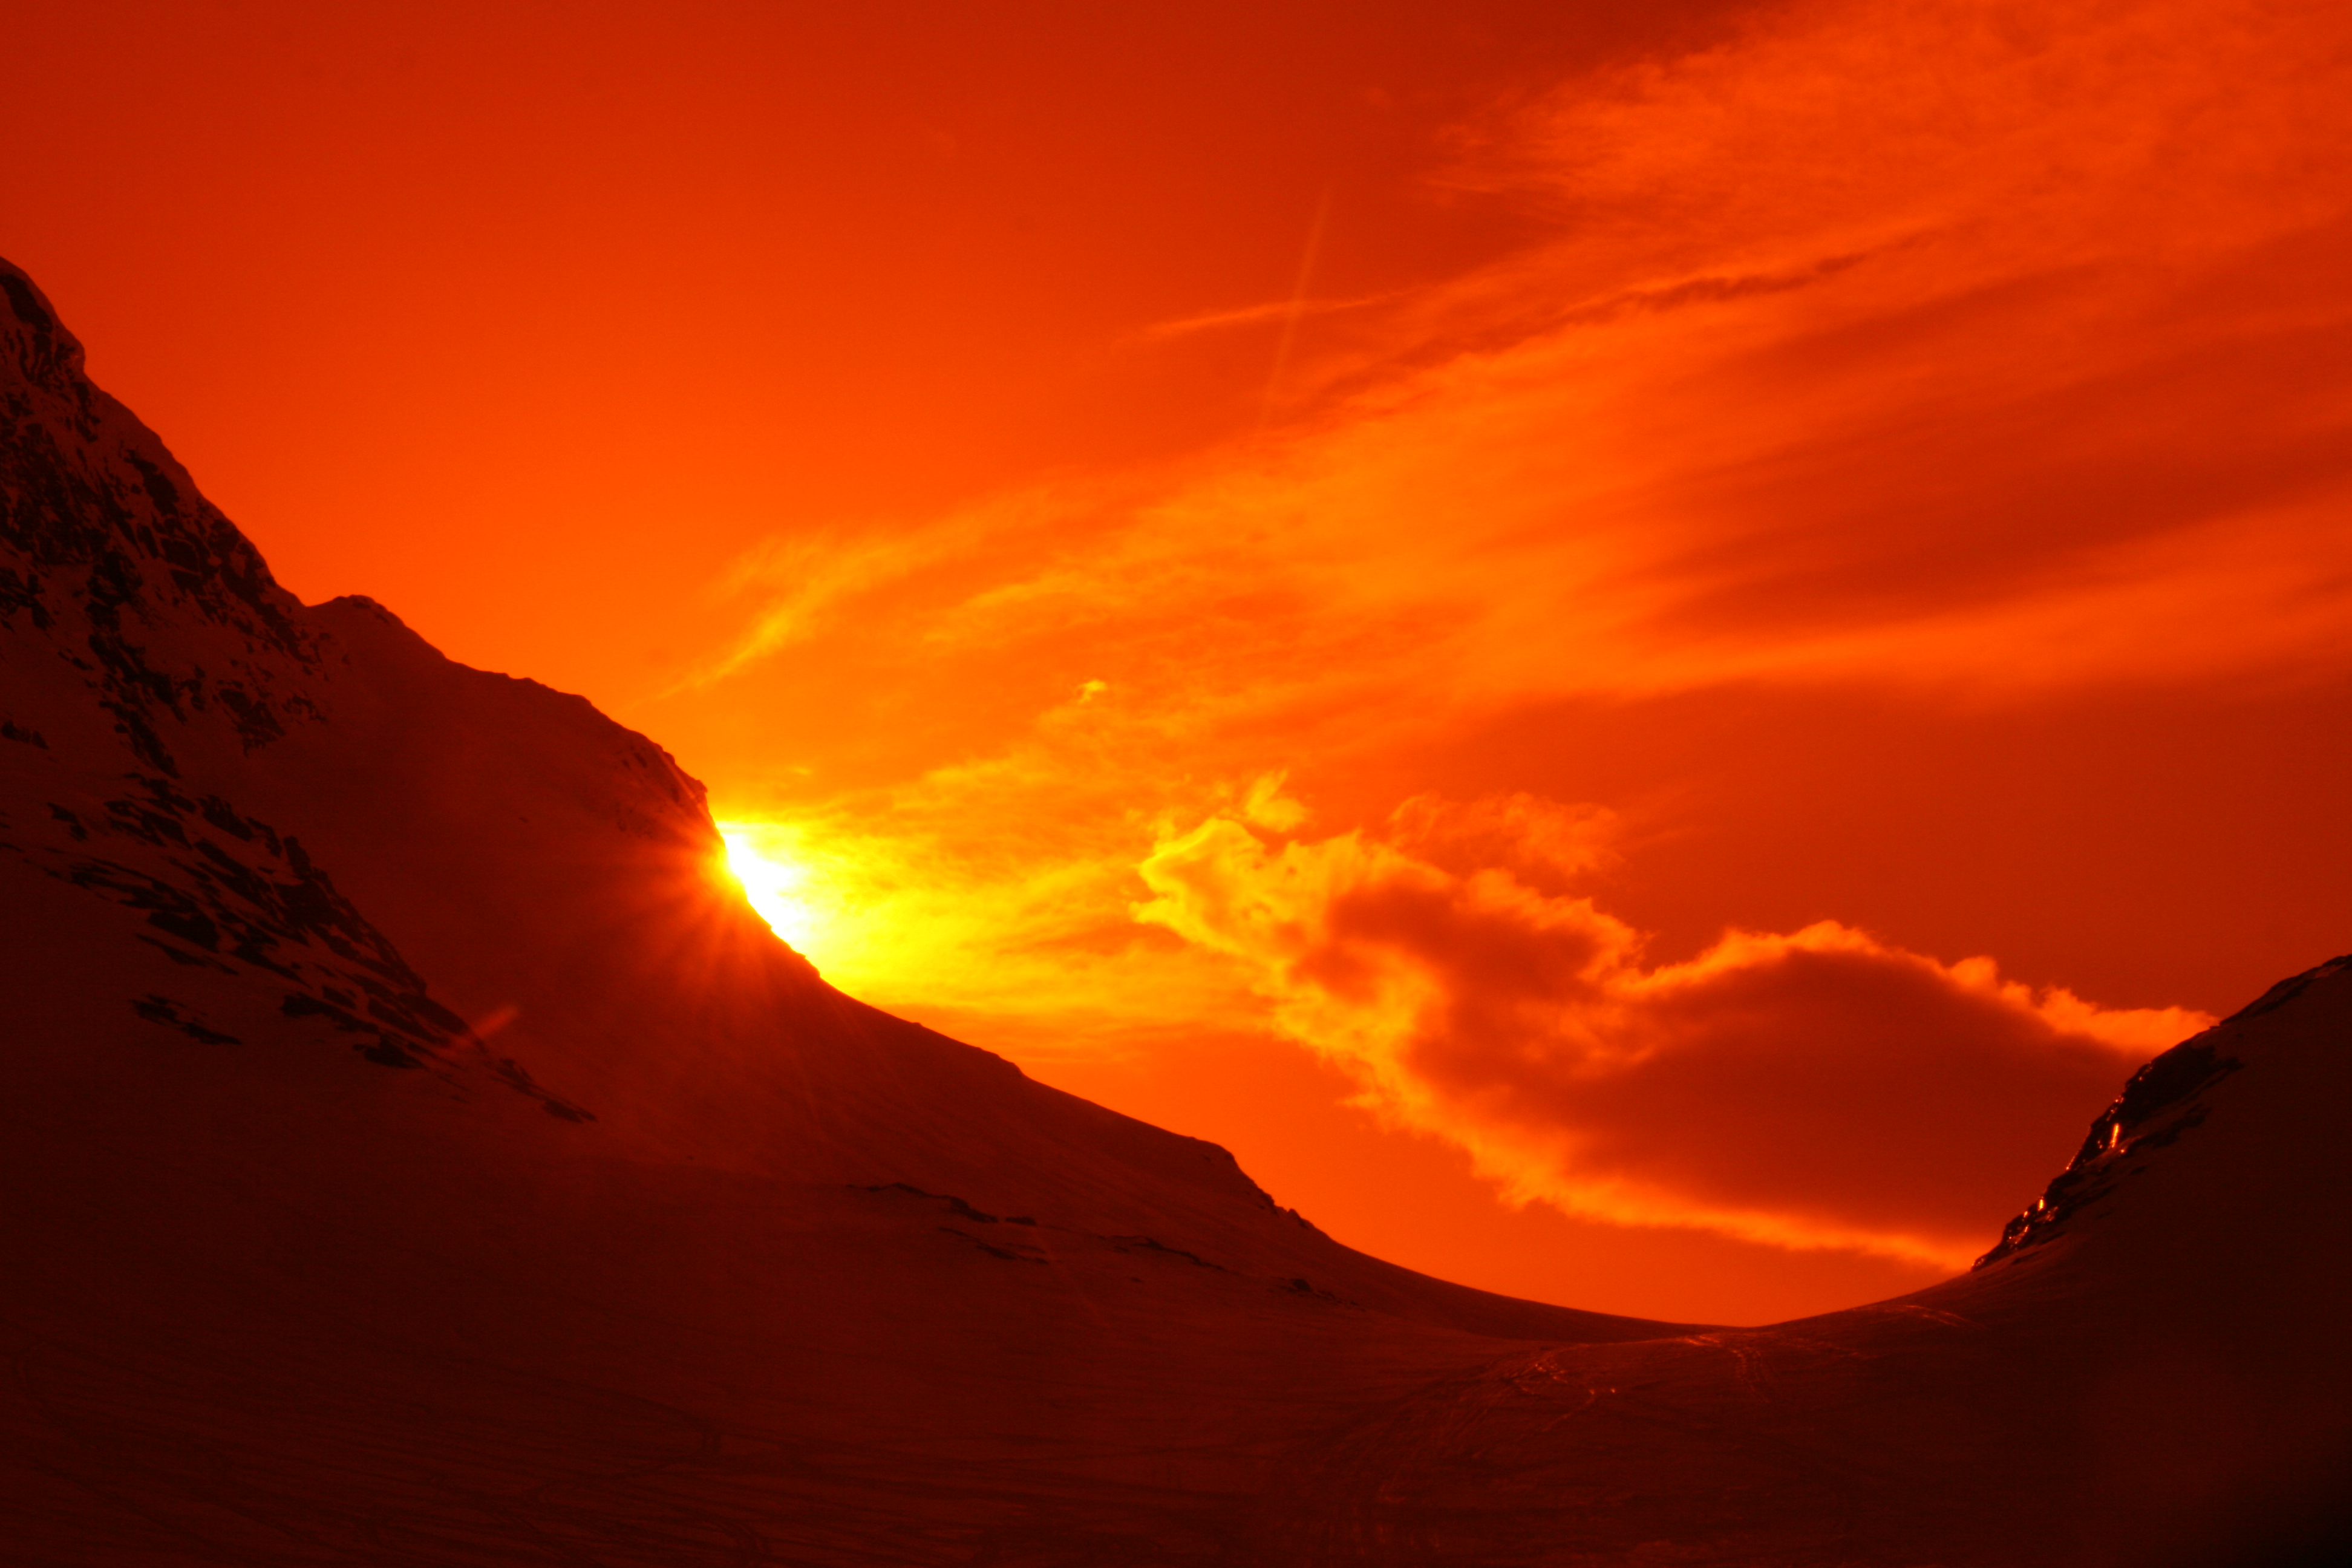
1134;795;2212;1265
714;750;1273;1063
717;822;837;957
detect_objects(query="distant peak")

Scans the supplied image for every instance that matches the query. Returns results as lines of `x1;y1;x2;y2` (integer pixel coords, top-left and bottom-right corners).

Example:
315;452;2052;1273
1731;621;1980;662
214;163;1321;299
1976;952;2352;1267
318;593;409;627
1;255;89;388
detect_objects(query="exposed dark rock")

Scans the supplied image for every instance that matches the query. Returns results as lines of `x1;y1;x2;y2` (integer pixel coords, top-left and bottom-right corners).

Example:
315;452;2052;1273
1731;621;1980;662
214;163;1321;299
1977;952;2352;1267
129;992;240;1045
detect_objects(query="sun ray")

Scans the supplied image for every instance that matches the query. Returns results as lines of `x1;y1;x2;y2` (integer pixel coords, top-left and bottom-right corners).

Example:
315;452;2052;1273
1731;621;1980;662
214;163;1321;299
717;822;829;956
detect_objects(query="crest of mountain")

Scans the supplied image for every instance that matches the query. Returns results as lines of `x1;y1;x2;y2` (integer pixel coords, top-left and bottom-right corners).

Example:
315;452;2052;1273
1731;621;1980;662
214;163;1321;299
2;255;2345;1566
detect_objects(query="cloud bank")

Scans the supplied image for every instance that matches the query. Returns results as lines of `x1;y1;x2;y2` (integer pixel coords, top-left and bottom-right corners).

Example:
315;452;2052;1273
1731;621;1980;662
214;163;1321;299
1137;794;2210;1264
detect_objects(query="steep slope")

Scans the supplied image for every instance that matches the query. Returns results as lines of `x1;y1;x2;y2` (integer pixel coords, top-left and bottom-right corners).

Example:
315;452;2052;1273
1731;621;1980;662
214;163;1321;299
0;254;1668;1342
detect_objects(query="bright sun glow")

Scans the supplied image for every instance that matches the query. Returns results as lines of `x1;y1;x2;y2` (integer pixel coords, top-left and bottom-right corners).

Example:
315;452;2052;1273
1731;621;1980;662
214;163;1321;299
717;822;832;956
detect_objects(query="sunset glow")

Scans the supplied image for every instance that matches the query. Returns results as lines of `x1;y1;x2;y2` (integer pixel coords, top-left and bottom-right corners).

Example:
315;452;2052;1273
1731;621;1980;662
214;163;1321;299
716;823;833;960
10;0;2346;1324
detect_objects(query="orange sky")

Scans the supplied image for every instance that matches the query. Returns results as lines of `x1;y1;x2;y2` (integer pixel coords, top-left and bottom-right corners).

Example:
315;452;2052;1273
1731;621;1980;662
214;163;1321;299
7;0;2348;1324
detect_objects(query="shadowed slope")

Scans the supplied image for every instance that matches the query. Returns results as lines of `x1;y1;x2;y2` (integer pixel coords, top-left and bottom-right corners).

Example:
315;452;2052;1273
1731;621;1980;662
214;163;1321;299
0;253;1670;1344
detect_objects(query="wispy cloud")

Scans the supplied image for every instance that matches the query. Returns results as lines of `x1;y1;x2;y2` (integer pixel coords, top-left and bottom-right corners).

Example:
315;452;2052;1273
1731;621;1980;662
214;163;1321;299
1129;290;1396;344
677;0;2347;1259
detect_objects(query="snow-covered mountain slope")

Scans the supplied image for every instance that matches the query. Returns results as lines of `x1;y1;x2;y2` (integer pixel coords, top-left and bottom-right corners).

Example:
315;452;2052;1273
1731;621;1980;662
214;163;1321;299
0;254;1669;1343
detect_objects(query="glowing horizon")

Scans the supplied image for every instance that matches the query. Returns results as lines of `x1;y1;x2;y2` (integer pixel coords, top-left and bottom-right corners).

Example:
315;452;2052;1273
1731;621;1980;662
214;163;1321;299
717;822;838;962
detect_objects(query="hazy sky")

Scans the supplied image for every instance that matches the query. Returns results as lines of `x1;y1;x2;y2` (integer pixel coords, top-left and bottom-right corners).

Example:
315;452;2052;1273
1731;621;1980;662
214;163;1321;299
7;0;2348;1322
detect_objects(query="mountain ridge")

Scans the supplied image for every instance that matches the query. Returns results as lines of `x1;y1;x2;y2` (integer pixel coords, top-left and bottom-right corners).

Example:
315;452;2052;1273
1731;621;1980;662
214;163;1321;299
1;249;1673;1347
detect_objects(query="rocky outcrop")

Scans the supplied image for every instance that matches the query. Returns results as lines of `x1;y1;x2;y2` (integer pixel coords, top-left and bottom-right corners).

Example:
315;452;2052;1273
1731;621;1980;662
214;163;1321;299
1978;952;2352;1265
1;261;319;776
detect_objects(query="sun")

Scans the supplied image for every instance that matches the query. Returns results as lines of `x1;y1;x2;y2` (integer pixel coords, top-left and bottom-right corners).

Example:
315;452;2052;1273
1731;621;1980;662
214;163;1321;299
716;822;824;953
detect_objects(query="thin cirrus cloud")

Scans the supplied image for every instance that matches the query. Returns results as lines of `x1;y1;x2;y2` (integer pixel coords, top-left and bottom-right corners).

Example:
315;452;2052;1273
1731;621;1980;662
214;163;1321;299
696;0;2352;728
680;0;2346;1258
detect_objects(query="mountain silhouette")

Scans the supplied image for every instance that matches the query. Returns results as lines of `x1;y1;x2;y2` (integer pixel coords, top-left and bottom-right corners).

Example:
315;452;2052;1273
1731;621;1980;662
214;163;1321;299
4;255;2345;1565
